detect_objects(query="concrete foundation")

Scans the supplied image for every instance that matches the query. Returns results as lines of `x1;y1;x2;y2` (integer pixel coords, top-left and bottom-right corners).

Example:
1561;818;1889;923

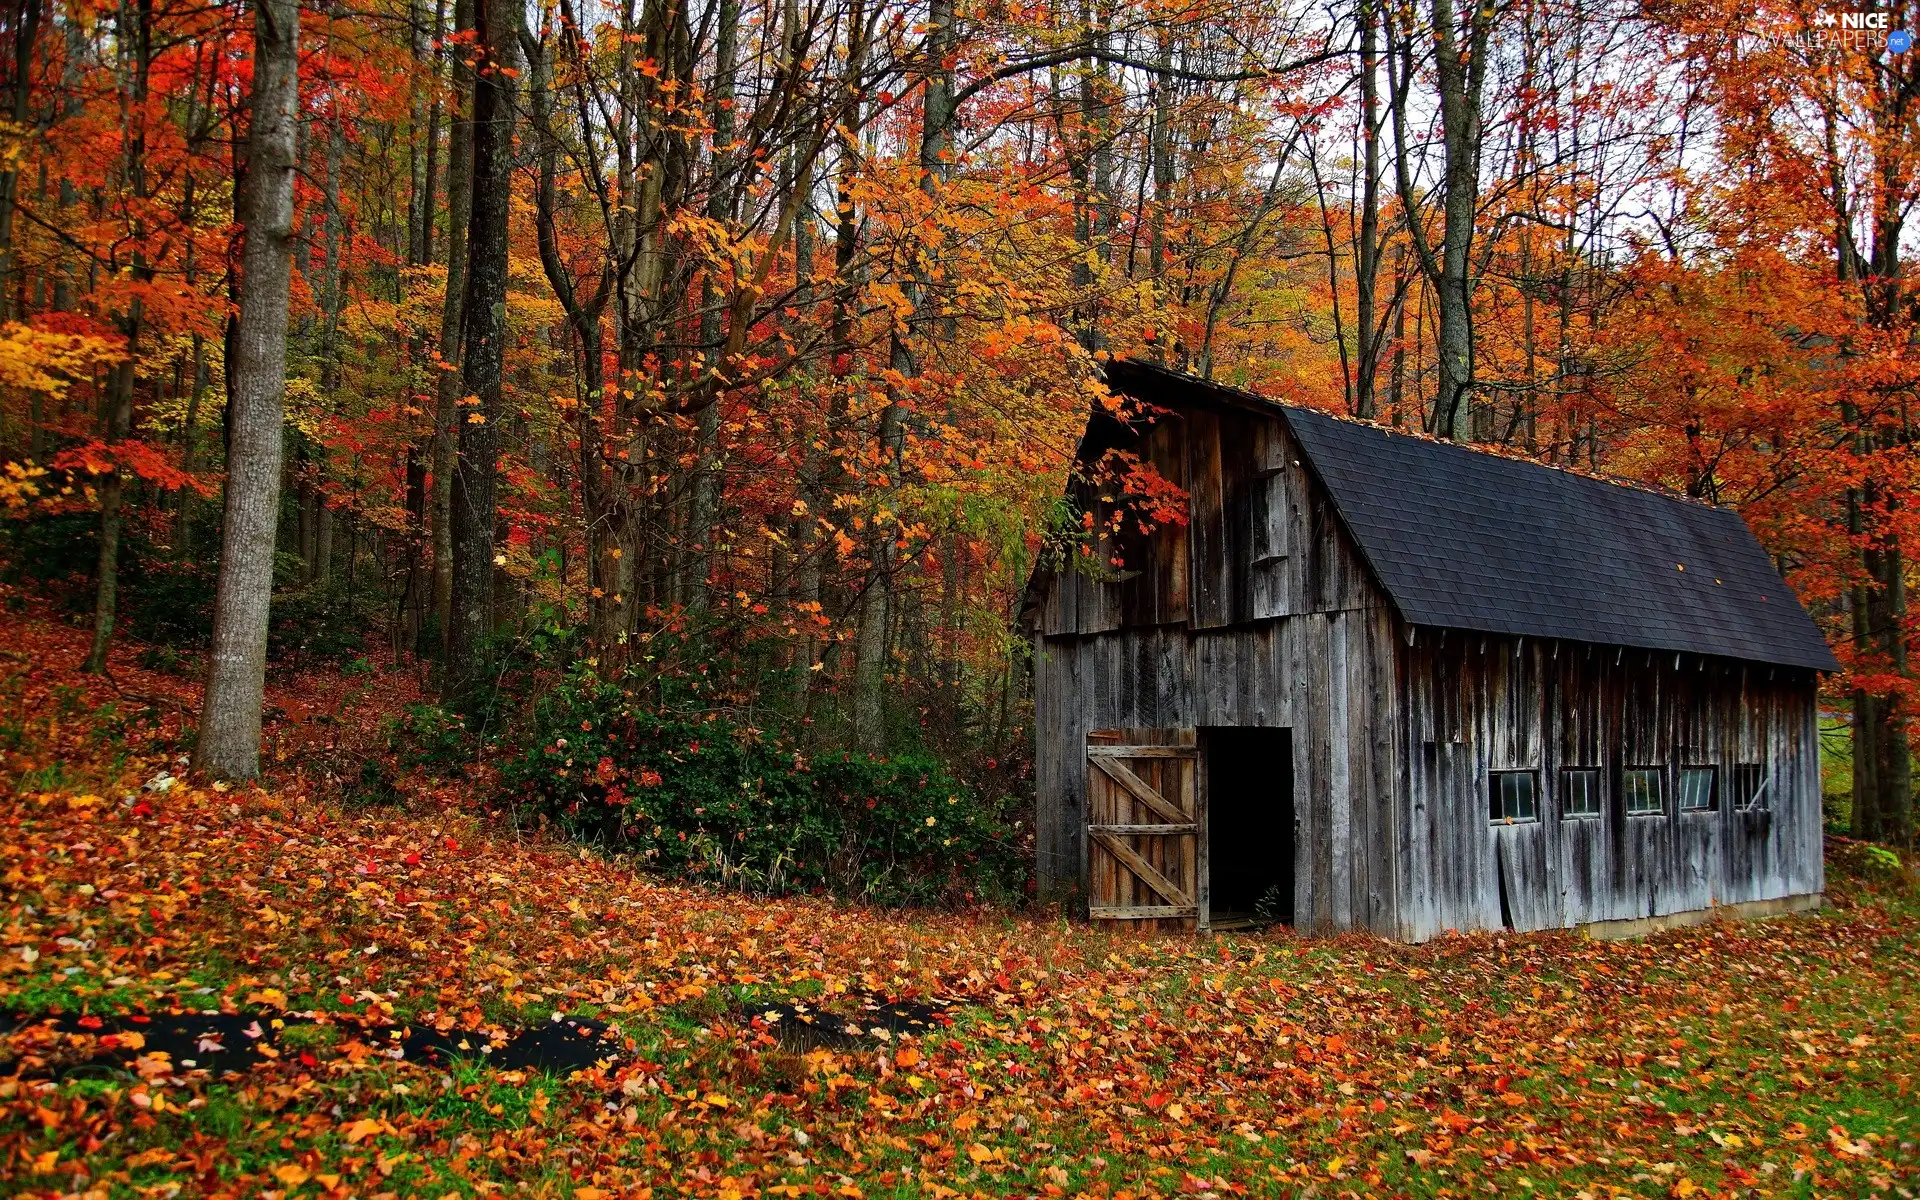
1578;892;1824;940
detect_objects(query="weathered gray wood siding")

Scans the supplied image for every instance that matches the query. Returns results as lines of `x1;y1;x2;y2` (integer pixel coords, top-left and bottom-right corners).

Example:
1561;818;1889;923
1035;402;1824;943
1033;409;1404;933
1397;635;1824;941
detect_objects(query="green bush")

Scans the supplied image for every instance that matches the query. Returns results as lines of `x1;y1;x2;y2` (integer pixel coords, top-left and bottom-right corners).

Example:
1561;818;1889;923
125;556;216;648
0;511;213;644
268;576;373;667
0;510;99;602
389;702;471;771
134;643;192;676
502;668;1029;907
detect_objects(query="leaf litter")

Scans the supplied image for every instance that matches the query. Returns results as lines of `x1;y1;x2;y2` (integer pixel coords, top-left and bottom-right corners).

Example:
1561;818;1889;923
2;608;1918;1198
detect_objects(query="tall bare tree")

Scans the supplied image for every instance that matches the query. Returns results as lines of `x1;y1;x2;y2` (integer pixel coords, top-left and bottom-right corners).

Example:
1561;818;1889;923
1388;0;1497;439
84;0;153;674
442;0;521;707
194;0;301;778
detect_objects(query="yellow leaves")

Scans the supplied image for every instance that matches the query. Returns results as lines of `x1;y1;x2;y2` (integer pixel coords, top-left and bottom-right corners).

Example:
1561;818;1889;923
342;1117;385;1144
0;459;48;512
271;1164;309;1187
0;321;124;399
124;1147;175;1169
31;1149;59;1174
280;376;327;439
1828;1126;1872;1157
131;1050;174;1079
467;412;488;424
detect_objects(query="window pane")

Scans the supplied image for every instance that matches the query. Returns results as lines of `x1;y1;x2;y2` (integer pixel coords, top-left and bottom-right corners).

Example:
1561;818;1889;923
1562;768;1600;818
1490;771;1538;822
1625;768;1664;815
1733;764;1765;810
1513;773;1536;821
1679;767;1716;812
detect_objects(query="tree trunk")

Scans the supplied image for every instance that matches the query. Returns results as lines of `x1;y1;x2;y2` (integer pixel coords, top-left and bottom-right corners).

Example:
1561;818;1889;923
529;22;616;665
83;358;134;673
0;0;41;320
1354;0;1381;418
194;0;300;779
1386;0;1491;439
85;0;152;674
1147;25;1173;286
432;0;475;652
314;494;333;583
1838;79;1916;850
686;0;740;616
443;0;520;708
1435;0;1491;438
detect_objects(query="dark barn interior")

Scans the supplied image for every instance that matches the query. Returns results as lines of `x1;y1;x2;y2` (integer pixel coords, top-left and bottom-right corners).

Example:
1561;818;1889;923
1204;726;1295;925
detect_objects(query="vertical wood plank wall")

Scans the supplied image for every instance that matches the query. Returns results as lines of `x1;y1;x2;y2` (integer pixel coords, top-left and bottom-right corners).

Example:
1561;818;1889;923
1398;635;1823;941
1034;409;1405;934
1033;402;1825;941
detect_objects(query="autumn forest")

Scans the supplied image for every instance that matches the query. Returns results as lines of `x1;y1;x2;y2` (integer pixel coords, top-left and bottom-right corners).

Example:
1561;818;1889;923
0;0;1908;821
1;0;1919;1193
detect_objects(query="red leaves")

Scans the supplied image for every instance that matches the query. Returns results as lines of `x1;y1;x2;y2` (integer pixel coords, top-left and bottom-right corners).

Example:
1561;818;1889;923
50;438;213;497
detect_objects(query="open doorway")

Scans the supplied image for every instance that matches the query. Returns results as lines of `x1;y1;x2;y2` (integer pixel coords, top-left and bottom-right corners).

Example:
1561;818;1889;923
1204;727;1295;928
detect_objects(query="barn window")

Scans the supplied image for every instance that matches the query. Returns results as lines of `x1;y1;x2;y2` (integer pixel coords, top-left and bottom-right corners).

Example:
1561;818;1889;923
1678;766;1717;812
1489;771;1539;822
1561;768;1601;818
1252;469;1289;564
1731;763;1767;810
1624;767;1665;816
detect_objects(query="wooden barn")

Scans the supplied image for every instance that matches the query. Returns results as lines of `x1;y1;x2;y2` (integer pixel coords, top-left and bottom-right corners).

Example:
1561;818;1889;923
1027;360;1839;940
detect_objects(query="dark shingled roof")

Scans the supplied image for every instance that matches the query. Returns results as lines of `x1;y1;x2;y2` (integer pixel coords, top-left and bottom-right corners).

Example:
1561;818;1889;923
1102;360;1839;672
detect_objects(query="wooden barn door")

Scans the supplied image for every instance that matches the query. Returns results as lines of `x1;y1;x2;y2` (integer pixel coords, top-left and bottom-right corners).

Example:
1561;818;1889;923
1086;730;1200;931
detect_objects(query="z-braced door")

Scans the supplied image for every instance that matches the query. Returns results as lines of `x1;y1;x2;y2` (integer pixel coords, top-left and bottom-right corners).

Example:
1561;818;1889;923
1085;730;1200;931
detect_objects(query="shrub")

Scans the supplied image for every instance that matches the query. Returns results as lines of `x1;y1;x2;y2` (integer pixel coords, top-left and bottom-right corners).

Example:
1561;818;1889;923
0;510;98;601
345;758;404;807
503;668;1029;907
125;555;216;647
389;703;471;771
134;643;192;676
268;576;374;667
0;509;212;646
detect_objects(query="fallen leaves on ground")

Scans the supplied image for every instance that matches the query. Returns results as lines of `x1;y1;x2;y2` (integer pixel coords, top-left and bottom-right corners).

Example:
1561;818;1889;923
2;607;1918;1198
